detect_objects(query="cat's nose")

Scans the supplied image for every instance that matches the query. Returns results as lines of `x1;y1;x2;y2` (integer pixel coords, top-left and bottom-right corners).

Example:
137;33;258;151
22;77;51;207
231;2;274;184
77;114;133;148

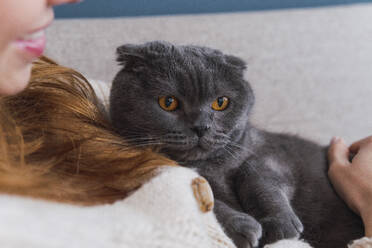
191;125;210;137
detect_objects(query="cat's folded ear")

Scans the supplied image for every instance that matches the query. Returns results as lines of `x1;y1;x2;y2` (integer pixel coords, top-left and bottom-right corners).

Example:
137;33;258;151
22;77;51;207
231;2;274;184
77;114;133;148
224;55;247;71
116;44;148;72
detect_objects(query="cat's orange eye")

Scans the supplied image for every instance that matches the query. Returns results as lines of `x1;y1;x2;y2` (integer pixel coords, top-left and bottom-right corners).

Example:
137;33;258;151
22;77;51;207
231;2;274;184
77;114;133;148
159;96;179;111
212;96;229;111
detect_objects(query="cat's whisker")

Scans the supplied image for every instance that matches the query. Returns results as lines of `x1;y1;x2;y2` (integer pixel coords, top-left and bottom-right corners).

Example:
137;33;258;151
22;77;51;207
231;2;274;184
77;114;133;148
214;131;230;138
120;126;164;136
210;131;257;157
227;141;256;156
226;142;250;152
123;137;159;143
121;135;165;146
223;146;240;162
225;143;258;162
128;141;165;149
115;142;165;151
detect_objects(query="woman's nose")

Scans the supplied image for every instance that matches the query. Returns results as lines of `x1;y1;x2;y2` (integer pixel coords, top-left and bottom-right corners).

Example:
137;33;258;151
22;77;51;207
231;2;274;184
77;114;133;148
47;0;82;7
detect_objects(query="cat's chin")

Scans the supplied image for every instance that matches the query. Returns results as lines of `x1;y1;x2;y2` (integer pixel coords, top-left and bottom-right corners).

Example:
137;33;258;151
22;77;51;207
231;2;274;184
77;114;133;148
170;149;211;161
159;135;228;161
161;144;221;161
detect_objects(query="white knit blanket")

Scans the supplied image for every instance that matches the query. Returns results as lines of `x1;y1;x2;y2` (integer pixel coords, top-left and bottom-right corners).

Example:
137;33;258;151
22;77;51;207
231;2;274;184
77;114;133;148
1;165;370;248
0;167;236;248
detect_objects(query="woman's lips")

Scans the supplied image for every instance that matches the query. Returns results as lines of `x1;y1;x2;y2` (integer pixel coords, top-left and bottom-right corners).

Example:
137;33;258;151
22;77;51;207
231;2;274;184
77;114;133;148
15;30;47;58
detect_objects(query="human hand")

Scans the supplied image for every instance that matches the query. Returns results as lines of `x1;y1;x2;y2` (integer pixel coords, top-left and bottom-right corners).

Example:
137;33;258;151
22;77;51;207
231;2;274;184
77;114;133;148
328;136;372;237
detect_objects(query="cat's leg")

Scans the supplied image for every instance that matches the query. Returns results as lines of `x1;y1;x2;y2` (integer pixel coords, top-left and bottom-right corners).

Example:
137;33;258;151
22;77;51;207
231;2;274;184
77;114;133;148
215;199;262;248
235;165;304;247
257;191;303;246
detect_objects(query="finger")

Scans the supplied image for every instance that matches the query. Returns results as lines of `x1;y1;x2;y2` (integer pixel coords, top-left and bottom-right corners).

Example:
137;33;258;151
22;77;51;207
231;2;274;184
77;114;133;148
328;137;350;166
350;136;372;153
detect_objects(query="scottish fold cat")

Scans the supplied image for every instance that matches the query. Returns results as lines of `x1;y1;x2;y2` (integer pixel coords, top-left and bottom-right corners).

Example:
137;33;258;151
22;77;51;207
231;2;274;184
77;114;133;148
109;41;363;248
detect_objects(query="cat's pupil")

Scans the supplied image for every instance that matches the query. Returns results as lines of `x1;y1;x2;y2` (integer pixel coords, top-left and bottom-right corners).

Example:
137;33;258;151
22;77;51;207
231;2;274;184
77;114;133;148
218;97;224;107
165;97;174;107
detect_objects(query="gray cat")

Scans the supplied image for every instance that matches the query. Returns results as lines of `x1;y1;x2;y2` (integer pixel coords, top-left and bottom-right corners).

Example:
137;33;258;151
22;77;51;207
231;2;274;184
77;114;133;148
109;41;363;248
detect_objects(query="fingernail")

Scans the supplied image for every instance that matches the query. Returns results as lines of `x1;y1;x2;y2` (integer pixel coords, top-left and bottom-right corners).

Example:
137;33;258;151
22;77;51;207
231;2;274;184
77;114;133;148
331;137;340;144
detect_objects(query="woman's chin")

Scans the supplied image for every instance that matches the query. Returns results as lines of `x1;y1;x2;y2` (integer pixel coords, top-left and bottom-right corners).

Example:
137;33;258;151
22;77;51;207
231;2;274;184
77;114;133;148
0;70;30;96
0;51;32;96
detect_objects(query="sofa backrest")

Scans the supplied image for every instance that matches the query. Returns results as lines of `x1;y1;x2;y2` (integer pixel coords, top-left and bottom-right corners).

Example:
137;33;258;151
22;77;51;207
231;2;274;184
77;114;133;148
55;0;372;18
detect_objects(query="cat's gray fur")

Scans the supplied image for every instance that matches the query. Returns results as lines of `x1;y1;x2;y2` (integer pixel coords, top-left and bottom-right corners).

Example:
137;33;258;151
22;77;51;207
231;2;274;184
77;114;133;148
109;41;363;248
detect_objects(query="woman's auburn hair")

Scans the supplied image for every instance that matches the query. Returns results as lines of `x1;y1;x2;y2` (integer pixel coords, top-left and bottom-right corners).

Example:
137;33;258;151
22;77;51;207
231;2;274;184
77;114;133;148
0;56;176;205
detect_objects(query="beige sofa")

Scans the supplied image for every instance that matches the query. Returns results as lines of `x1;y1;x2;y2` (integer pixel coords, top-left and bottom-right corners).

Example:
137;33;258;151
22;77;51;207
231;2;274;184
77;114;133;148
46;4;372;145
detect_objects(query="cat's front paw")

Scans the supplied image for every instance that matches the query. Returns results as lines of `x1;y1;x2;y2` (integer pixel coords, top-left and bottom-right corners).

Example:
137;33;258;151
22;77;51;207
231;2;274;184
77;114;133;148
226;213;263;248
260;212;304;246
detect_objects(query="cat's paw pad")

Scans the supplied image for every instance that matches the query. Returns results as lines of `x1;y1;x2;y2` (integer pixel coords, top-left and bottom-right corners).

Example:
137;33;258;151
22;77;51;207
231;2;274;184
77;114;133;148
227;214;262;248
260;213;304;246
